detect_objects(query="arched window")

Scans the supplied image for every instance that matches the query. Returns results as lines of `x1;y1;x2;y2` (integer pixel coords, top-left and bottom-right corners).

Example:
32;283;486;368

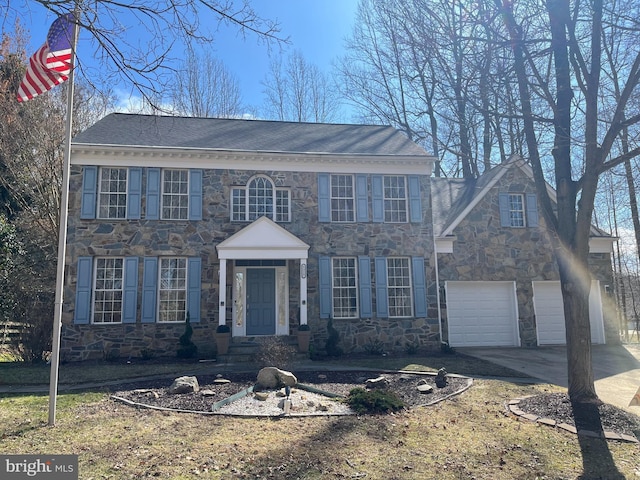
231;175;291;222
248;176;273;220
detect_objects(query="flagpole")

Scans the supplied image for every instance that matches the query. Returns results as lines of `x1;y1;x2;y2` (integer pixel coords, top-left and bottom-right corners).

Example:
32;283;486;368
48;12;80;427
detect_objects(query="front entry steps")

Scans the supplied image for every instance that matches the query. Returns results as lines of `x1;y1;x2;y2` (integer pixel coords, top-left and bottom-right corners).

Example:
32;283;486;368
216;335;307;364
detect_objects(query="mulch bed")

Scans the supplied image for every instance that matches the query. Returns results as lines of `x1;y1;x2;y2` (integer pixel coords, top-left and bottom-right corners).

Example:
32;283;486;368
111;370;471;413
516;392;640;438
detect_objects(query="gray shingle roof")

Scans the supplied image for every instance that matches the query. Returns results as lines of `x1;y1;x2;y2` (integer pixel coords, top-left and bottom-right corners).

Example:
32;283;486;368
72;113;430;157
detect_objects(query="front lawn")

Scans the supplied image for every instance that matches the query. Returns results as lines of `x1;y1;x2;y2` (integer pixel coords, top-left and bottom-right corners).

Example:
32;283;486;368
0;354;637;478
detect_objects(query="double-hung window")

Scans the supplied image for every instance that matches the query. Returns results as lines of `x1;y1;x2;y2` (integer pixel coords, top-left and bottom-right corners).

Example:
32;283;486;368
499;193;538;228
232;176;291;222
93;258;124;323
330;175;355;222
508;194;525;227
98;168;127;219
162;169;189;220
386;257;413;318
383;175;408;223
158;258;187;322
332;257;358;319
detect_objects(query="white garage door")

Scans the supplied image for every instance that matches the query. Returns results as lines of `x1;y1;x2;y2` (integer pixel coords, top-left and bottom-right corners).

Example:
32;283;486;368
446;281;520;347
533;281;606;345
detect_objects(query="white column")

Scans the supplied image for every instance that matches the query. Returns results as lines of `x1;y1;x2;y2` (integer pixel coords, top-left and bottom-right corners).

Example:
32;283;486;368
300;258;308;325
218;259;227;326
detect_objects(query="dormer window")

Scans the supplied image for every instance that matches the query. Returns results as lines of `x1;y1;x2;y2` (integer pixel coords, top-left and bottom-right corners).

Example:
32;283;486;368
231;175;291;222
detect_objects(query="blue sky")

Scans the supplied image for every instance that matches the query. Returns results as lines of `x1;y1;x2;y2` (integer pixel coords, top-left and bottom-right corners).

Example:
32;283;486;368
8;1;359;117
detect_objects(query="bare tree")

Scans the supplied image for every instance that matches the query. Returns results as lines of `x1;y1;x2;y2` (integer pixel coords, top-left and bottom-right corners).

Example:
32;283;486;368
262;50;339;122
171;47;243;118
2;1;285;107
498;0;640;410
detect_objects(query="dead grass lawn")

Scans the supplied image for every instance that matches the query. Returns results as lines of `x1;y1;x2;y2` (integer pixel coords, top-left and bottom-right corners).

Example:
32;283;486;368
1;380;638;479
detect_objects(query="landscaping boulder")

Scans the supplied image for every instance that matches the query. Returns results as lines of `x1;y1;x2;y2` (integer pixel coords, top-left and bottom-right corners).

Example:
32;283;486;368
365;375;390;389
435;368;448;388
168;376;200;394
256;367;298;389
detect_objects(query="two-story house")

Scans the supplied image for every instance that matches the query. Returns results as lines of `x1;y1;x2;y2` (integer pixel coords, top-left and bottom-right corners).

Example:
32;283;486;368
61;113;616;361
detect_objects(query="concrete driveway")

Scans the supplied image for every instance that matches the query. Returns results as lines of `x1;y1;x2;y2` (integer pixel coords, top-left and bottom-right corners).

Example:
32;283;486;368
459;344;640;413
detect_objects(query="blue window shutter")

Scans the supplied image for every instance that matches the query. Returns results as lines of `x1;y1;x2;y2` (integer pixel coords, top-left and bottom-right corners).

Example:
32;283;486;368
80;166;97;219
318;174;330;222
319;256;332;318
499;193;510;227
187;257;202;323
141;257;158;323
526;193;539;227
74;257;92;324
412;257;427;317
374;257;389;317
189;169;203;221
372;175;384;223
146;168;160;220
358;256;372;318
122;257;139;323
356;174;369;222
408;175;422;223
127;168;142;220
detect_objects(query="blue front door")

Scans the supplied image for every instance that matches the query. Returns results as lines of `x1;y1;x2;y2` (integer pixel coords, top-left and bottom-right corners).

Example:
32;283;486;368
246;268;276;335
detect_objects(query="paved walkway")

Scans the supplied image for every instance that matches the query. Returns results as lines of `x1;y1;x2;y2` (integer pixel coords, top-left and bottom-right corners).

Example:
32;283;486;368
459;344;640;413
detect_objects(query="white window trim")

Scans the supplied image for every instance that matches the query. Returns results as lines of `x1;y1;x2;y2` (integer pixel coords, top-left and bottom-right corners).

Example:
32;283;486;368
231;175;291;223
330;174;356;223
161;169;190;221
96;167;128;220
383;175;408;223
508;193;526;228
92;256;124;324
157;257;188;323
386;256;413;318
331;256;359;319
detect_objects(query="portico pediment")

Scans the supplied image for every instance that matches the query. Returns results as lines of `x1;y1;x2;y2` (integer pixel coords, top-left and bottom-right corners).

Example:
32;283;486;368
216;216;310;260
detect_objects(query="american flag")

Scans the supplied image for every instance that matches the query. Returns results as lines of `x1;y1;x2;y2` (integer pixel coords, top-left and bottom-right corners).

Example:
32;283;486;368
16;13;75;103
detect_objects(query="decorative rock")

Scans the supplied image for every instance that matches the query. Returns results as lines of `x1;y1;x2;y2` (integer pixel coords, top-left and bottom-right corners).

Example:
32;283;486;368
435;368;448;388
168;376;199;394
417;384;434;394
254;392;270;401
316;403;329;412
365;376;389;389
200;390;217;397
256;367;298;389
213;378;231;384
276;390;287;397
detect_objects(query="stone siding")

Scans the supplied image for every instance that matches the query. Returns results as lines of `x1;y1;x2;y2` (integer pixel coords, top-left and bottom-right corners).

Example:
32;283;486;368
437;166;617;346
62;166;439;360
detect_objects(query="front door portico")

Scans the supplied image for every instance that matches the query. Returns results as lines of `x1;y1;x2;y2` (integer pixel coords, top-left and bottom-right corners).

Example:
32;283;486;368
216;217;310;337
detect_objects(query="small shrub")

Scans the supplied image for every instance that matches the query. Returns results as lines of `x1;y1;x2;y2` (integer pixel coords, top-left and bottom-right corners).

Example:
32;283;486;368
253;336;296;368
441;342;455;354
103;348;120;362
177;313;198;359
363;337;385;355
405;341;420;355
346;387;405;414
325;318;343;357
140;348;155;360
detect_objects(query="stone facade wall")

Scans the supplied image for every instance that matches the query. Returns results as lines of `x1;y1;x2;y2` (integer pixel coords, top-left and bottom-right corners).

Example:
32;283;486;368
62;165;439;360
437;166;617;346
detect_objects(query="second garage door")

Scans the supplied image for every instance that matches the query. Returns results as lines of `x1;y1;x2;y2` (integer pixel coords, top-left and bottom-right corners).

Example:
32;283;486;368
533;281;606;345
446;281;520;347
